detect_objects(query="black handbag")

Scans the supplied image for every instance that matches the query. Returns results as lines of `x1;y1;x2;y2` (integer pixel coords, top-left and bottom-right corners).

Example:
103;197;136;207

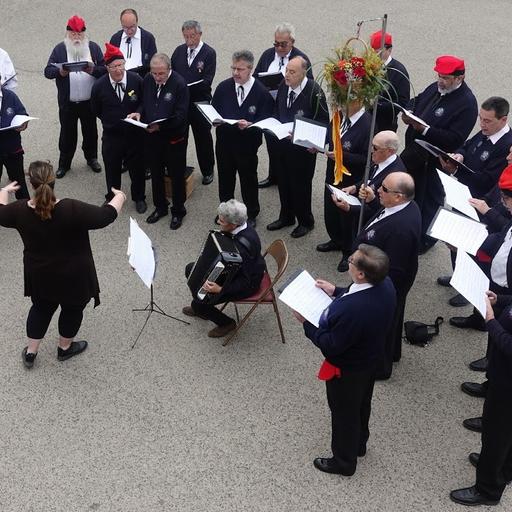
403;317;444;346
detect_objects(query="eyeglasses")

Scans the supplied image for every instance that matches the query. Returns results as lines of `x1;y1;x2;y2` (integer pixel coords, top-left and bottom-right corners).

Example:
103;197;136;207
381;184;404;195
230;66;249;72
107;62;125;70
372;144;386;151
347;256;357;266
273;41;290;48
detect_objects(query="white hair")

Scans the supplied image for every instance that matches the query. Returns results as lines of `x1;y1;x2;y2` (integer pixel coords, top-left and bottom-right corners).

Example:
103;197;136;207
275;22;295;41
217;199;248;226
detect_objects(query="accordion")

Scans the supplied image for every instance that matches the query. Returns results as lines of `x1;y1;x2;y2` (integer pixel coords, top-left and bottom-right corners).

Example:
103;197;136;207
187;230;243;303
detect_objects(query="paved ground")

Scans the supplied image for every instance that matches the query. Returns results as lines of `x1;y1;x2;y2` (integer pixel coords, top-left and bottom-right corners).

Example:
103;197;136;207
1;0;512;510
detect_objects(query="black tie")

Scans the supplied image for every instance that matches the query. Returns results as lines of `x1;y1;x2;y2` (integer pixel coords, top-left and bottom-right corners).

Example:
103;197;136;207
156;84;162;98
369;163;379;181
341;117;352;133
238;85;245;103
288;90;295;108
115;82;123;101
125;37;132;58
188;48;195;65
279;57;285;71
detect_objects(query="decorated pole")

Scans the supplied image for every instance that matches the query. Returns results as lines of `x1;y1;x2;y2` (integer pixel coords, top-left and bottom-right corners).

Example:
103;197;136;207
357;14;388;233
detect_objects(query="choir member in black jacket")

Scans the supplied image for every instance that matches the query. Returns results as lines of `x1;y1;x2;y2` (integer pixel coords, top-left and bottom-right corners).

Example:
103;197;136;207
353;172;421;379
400;55;477;252
0;87;31;199
253;22;313;188
90;44;146;212
450;294;512;507
109;8;157;79
316;102;371;261
294;244;396;476
267;56;329;238
211;50;274;225
44;15;106;178
183;199;266;338
171;20;216;185
439;97;512;199
128;53;189;230
369;31;410;133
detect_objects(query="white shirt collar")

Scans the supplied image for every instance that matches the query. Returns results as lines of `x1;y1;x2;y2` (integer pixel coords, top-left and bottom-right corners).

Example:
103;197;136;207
384;55;392;66
235;76;255;94
275;50;292;60
122;27;141;40
349;107;366;125
489;124;511;145
188;40;204;53
376;153;397;172
343;282;373;297
289;76;308;95
385;201;410;215
231;222;248;235
109;72;127;88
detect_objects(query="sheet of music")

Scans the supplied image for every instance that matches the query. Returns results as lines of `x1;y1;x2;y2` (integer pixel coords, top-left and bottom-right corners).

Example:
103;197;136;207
250;117;293;139
0;115;38;132
327;184;361;206
292;118;327;151
437;170;479;220
128;217;156;288
427;208;488;256
278;270;332;327
450;250;489;318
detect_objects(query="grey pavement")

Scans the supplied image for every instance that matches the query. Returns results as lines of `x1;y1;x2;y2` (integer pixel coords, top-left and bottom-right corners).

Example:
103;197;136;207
1;0;511;510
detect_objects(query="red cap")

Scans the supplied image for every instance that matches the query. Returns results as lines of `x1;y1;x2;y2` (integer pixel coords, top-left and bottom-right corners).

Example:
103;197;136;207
499;164;512;192
370;30;392;50
104;43;124;65
66;15;86;32
434;55;465;75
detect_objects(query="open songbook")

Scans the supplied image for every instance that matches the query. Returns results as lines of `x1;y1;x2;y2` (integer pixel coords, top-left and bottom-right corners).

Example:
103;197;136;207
51;61;91;72
278;269;333;327
248;117;293;140
387;101;429;128
292;115;328;152
326;184;361;206
415;139;475;173
0;115;38;132
195;103;240;125
256;71;284;90
122;117;168;129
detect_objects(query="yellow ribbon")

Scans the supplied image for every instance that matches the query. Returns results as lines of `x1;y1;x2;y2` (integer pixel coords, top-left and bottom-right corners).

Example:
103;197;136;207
332;110;351;185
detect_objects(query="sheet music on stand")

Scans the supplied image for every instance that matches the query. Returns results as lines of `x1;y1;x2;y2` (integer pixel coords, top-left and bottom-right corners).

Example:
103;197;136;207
292;115;328;152
450;250;489;318
278;269;332;327
427;207;488;256
436;169;479;220
127;217;156;288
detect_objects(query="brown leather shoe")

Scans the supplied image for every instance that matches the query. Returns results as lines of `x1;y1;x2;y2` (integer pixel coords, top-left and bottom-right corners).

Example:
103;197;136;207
182;306;208;320
208;322;236;338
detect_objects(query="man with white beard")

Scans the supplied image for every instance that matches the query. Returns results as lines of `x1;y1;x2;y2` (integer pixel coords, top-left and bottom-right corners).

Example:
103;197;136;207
44;15;106;178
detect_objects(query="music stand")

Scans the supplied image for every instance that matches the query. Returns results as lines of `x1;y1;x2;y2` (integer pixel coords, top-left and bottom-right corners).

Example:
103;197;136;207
128;218;190;349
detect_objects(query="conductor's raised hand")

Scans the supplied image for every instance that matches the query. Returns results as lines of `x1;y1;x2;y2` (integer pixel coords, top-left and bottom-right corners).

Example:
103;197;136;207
108;188;127;213
204;280;222;294
315;279;335;297
1;181;21;193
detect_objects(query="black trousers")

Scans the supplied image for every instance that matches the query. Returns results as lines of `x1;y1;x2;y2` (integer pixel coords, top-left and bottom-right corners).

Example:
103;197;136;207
263;131;279;181
0;152;29;199
476;379;512;500
26;298;88;339
102;130;145;201
275;141;316;227
326;368;376;475
146;134;186;216
58;101;98;170
216;140;260;220
188;104;214;177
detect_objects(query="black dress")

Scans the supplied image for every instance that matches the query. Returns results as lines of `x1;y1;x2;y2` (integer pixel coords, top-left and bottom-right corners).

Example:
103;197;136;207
0;199;117;306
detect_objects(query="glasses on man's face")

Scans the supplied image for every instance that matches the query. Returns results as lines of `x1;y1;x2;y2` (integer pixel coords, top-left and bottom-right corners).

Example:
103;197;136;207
108;62;125;70
273;41;290;48
381;184;403;195
231;66;249;73
372;144;385;151
347;256;357;267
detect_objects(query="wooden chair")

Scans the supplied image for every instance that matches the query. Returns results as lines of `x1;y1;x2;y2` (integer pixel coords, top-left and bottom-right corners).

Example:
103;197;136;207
220;239;289;346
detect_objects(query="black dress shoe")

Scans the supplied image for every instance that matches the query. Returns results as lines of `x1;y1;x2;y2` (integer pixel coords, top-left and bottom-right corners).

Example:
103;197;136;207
449;314;487;331
313;457;355;476
437;275;452;287
57;340;88;361
461;381;488;398
450;486;499;506
202;174;214;185
56;167;68;179
247;218;256;228
135;200;147;214
449;293;470;307
290;225;311;238
146;209;168;224
463;416;483;433
170;215;183;230
469;356;488;372
469;452;480;468
22;347;37;369
87;159;102;173
267;219;294;231
258;177;276;188
316;240;341;252
337;256;349;273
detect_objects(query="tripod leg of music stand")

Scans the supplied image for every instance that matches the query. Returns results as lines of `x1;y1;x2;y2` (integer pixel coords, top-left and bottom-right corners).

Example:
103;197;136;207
131;309;153;349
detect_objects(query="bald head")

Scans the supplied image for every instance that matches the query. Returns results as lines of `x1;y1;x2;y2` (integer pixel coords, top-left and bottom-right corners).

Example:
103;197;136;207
285;56;307;89
379;172;415;208
372;130;400;164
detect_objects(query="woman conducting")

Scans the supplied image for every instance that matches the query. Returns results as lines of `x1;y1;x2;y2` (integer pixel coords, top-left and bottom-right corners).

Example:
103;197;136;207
0;160;126;368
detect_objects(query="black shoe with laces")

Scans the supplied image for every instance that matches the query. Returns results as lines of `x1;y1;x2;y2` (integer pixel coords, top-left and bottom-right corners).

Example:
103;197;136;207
22;347;37;369
57;340;88;361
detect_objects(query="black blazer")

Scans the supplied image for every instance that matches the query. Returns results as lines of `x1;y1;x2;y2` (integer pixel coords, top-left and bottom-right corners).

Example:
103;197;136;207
110;27;157;77
353;201;422;295
44;41;106;107
171;43;216;102
254;46;314;78
0;88;27;155
90;71;143;132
